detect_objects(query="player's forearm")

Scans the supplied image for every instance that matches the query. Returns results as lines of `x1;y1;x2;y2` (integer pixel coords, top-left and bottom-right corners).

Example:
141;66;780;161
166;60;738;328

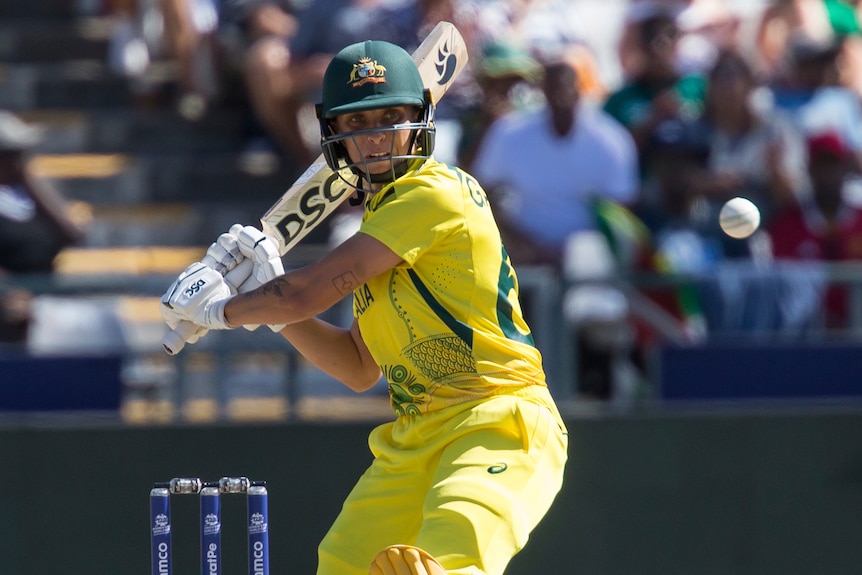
278;319;381;392
225;273;336;327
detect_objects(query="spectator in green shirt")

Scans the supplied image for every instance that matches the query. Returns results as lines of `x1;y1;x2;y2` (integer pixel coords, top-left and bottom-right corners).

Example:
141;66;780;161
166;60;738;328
603;8;707;207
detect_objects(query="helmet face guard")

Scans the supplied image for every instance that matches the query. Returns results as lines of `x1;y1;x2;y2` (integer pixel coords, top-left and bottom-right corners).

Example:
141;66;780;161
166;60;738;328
316;90;436;188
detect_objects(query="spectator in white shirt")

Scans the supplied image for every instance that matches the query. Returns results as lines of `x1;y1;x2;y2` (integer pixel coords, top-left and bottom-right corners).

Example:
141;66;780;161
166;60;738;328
472;58;639;267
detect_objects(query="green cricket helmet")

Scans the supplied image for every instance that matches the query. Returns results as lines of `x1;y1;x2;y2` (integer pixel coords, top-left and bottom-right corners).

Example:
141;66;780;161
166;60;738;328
316;40;436;189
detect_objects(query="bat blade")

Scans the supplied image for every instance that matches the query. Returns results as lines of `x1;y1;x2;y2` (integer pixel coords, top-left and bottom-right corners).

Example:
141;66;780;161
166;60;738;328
163;22;468;355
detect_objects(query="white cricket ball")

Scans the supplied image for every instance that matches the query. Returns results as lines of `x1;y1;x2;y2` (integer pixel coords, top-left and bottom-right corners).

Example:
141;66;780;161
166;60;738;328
719;196;761;239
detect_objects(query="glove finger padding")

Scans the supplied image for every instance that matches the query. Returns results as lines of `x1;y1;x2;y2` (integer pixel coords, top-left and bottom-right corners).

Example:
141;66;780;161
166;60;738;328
234;226;286;332
224;258;253;293
183;325;209;344
368;545;447;575
236;225;285;290
163;313;210;345
201;224;245;275
161;263;234;330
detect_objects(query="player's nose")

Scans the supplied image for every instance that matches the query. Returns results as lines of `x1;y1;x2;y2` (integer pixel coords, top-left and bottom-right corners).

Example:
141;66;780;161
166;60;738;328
365;130;387;144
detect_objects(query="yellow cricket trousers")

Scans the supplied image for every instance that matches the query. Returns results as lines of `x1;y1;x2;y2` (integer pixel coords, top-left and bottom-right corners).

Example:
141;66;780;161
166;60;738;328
317;388;568;575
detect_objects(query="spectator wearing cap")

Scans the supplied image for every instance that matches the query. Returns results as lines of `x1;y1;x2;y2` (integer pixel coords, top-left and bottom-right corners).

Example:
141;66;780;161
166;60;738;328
767;130;862;327
0;111;87;343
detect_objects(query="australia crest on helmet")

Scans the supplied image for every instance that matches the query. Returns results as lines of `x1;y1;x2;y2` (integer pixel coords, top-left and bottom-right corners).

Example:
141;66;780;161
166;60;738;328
348;58;387;88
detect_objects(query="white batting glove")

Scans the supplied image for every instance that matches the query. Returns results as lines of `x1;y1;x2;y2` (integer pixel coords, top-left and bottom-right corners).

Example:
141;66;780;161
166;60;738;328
234;225;287;332
234;225;285;291
161;263;235;331
161;225;254;351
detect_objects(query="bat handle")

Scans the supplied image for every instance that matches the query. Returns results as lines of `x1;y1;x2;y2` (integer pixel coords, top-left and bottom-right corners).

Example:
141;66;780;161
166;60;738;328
162;321;198;355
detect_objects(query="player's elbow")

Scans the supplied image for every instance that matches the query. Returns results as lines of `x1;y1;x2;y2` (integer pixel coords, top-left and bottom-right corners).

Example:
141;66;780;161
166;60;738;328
342;366;383;393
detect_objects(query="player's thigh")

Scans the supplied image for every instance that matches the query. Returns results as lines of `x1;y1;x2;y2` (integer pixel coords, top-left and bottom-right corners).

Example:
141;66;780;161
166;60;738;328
416;400;568;575
317;434;429;574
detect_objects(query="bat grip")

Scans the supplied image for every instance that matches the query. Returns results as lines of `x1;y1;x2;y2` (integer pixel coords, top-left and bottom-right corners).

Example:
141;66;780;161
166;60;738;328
162;321;198;355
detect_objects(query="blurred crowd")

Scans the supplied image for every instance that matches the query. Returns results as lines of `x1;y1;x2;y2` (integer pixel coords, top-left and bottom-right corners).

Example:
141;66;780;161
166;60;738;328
97;0;862;273
6;0;862;402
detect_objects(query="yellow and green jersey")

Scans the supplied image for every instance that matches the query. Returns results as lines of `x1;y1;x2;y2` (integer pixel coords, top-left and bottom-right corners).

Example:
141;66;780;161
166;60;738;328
355;158;547;415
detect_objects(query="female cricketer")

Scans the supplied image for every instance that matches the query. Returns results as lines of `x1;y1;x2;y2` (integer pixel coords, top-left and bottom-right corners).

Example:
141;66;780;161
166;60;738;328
161;39;568;575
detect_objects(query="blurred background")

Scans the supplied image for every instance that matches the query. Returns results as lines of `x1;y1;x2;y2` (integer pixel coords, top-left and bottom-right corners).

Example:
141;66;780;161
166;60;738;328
0;0;861;574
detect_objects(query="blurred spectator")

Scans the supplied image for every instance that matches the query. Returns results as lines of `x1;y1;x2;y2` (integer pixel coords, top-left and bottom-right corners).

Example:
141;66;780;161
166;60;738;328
603;5;707;200
753;0;834;81
107;0;156;81
218;0;303;174
618;0;753;79
753;0;862;98
107;0;304;123
770;32;862;171
636;117;722;273
696;48;810;244
625;117;714;342
159;0;222;120
823;0;862;98
472;58;638;268
768;131;862;328
457;41;543;171
0;112;87;344
242;0;476;170
472;0;607;102
472;0;586;59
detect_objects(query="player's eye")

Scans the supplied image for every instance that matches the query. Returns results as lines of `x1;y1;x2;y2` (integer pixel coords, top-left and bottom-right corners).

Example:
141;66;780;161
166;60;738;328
346;115;367;128
383;109;405;124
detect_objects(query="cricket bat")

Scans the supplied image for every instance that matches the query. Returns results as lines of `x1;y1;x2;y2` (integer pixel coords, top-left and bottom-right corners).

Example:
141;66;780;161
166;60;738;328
163;21;469;355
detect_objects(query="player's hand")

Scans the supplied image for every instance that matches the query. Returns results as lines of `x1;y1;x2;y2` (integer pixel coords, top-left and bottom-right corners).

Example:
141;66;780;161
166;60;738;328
234;225;287;332
161;263;235;331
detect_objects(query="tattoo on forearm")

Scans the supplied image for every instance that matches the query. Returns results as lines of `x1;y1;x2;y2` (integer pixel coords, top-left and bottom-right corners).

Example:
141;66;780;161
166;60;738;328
333;271;359;295
255;277;287;298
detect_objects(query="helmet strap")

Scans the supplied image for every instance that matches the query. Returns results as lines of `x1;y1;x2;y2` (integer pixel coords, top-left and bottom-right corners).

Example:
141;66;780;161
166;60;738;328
348;189;366;206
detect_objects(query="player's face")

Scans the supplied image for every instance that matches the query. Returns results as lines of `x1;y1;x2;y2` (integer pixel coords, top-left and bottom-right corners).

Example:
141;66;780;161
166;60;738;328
333;106;419;175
